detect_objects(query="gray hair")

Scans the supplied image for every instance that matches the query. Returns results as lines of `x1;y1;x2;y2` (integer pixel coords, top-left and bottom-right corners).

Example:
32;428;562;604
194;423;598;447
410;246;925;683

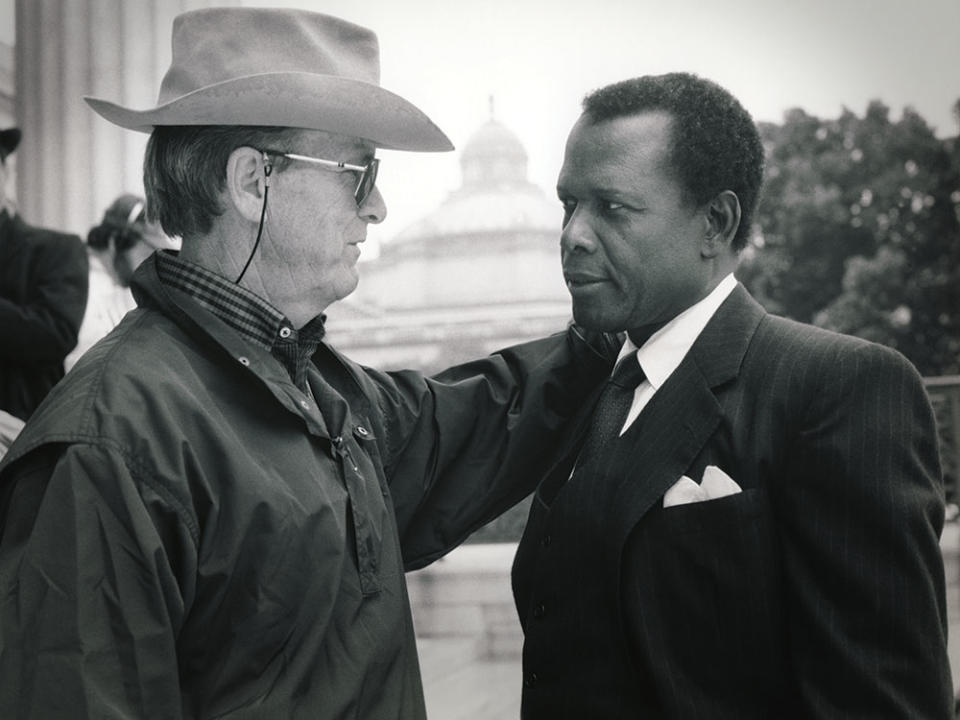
143;125;301;239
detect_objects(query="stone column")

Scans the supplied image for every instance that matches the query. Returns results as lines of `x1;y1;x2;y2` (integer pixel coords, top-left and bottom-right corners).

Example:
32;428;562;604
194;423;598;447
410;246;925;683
13;0;229;236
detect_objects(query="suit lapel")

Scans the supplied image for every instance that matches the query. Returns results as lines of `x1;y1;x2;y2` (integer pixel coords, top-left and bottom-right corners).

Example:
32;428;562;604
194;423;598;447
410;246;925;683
605;353;721;541
604;284;766;542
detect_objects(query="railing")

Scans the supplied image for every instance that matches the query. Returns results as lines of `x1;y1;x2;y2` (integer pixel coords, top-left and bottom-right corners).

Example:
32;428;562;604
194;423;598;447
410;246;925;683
926;376;960;503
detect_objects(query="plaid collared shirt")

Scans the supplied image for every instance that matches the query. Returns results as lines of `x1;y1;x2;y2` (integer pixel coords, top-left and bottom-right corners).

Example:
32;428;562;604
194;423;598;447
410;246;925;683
155;251;326;391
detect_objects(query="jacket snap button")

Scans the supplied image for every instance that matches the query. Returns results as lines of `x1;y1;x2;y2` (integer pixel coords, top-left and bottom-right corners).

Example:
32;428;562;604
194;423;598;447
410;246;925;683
523;672;538;688
540;534;551;548
279;327;292;338
533;603;546;619
355;425;369;436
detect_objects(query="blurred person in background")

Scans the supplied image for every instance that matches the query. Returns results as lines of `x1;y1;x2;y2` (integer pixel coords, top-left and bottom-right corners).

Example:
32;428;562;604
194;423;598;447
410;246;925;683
65;193;178;370
0;126;88;422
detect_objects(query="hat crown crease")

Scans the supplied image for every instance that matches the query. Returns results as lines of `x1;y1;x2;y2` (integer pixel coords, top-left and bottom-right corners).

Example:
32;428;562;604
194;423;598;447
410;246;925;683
158;9;380;105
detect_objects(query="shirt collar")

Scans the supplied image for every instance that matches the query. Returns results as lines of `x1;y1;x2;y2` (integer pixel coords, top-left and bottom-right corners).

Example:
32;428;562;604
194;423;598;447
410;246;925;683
617;273;738;390
154;250;325;388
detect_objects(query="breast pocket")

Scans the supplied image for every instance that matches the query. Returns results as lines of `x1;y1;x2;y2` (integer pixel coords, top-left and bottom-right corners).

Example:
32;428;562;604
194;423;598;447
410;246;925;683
622;488;784;690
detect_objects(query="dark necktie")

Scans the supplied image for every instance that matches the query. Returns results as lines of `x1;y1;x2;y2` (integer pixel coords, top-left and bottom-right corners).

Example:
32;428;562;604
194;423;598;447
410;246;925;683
575;352;646;471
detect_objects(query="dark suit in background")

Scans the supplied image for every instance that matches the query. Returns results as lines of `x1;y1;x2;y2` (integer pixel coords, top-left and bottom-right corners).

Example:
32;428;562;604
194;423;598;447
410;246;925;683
0;208;88;420
512;73;952;718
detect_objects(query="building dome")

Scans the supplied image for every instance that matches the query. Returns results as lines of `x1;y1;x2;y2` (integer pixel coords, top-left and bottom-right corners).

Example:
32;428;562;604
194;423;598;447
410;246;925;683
390;110;558;246
459;118;529;189
335;107;570;345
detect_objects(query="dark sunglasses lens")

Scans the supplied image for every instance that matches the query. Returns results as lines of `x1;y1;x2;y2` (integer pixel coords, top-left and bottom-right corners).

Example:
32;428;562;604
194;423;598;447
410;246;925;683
356;159;379;205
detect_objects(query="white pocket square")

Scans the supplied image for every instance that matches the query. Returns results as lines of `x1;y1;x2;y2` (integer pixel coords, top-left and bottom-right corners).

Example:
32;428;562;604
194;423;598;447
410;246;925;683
663;465;741;508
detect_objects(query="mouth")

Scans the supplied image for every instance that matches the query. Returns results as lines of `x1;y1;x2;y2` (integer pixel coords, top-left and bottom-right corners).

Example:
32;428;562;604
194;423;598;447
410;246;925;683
564;271;608;290
344;241;362;263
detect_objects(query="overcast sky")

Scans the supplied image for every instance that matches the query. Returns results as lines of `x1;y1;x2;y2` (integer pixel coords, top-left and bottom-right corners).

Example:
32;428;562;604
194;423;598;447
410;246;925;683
246;0;960;250
3;0;958;251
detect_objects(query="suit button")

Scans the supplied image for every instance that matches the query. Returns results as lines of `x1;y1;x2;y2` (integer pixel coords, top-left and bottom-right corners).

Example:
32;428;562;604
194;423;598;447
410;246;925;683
523;672;538;688
540;534;551;548
533;603;546;619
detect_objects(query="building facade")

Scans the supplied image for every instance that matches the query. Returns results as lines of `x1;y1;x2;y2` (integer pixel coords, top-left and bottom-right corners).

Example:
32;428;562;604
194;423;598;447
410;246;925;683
326;113;570;373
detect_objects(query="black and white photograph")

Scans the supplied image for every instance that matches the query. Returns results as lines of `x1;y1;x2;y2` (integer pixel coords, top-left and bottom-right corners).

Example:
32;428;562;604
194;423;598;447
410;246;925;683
1;1;958;717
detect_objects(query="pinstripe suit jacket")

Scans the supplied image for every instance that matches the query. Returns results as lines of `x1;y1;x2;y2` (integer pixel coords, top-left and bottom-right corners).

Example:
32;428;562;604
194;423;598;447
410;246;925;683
513;284;952;719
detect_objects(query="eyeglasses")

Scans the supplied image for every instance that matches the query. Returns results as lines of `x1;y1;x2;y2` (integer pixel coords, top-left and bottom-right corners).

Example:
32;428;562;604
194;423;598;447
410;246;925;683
259;148;380;206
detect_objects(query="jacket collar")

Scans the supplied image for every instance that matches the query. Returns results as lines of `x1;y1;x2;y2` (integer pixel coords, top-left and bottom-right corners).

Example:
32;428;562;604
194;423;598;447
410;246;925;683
599;283;765;540
688;283;766;388
132;251;326;390
534;282;764;513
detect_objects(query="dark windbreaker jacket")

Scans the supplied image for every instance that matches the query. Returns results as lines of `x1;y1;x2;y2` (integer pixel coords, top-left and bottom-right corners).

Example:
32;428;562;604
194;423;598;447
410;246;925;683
0;255;611;719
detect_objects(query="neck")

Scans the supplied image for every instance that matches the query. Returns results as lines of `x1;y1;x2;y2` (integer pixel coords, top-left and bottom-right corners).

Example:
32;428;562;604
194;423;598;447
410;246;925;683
627;269;735;348
178;228;326;330
180;215;259;281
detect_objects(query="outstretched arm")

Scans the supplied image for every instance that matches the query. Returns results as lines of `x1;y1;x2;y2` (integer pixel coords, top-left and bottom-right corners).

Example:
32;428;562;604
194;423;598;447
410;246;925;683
368;325;616;570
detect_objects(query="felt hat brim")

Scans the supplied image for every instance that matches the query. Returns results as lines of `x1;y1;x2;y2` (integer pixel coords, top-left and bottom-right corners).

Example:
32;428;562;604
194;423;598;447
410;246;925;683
85;72;453;152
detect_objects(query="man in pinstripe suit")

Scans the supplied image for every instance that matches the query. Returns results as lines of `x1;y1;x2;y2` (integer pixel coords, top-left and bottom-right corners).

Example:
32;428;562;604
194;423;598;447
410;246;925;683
512;72;953;718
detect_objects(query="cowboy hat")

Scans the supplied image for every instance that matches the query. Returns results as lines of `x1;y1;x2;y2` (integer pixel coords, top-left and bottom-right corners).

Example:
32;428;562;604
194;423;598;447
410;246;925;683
0;127;20;162
84;7;453;152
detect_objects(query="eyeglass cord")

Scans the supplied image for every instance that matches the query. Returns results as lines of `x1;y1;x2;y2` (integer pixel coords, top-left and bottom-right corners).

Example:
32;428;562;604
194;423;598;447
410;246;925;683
235;161;273;285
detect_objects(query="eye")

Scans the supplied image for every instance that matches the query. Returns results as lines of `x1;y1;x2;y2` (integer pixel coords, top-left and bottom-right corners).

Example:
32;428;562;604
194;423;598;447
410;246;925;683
559;196;577;225
599;199;625;212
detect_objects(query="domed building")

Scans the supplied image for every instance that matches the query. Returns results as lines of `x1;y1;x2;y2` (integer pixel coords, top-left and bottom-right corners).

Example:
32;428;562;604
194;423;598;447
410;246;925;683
325;111;570;372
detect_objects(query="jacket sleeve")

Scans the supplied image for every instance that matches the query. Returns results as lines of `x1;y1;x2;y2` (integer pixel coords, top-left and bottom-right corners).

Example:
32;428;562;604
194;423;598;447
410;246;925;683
0;232;89;362
777;342;953;718
371;326;615;570
0;443;193;719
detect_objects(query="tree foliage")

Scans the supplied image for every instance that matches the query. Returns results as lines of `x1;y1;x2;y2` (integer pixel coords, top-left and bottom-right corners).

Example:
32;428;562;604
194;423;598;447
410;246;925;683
738;101;960;375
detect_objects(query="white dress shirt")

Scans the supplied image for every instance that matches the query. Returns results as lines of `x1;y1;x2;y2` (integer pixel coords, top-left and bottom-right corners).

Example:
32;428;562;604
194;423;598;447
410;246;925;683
615;273;737;435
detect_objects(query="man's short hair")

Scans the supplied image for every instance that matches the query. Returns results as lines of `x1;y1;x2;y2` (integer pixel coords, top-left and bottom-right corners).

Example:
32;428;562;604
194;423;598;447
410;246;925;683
143;125;301;239
582;73;764;251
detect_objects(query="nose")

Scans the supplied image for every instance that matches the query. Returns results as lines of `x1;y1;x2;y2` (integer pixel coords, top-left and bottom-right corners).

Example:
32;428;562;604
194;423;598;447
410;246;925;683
359;186;387;224
560;205;597;255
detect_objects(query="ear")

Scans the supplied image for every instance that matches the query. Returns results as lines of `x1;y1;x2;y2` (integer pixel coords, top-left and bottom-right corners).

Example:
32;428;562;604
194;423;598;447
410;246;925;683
701;190;741;258
225;146;270;223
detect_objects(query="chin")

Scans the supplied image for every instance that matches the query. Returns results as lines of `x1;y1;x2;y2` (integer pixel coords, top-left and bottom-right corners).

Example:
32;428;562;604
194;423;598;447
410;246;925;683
572;303;622;333
332;276;360;303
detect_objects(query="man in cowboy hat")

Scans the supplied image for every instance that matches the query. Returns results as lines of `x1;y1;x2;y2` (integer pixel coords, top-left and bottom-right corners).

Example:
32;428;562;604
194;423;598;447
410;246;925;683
0;8;612;719
0;126;89;423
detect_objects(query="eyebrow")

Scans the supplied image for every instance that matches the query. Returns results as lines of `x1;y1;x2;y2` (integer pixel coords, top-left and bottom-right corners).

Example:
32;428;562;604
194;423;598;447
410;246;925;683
557;183;631;199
